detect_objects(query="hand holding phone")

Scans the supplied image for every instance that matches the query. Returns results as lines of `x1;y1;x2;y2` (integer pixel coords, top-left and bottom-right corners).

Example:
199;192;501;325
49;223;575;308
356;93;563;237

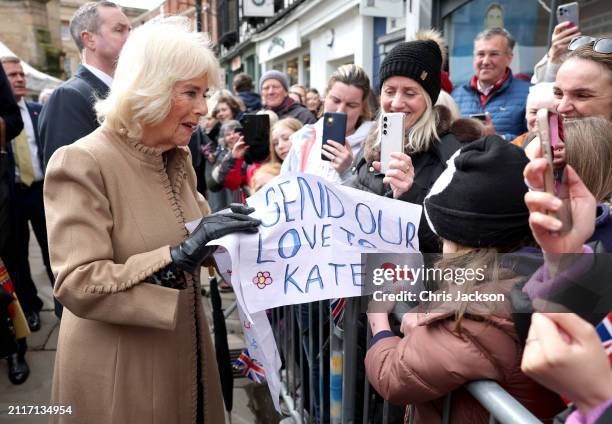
380;113;405;174
240;113;270;164
321;112;347;161
536;109;572;234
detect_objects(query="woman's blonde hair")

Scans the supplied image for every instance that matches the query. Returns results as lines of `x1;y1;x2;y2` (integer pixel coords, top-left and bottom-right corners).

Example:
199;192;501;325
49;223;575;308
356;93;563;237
96;17;220;139
435;90;461;123
269;117;303;163
564;117;612;203
370;84;439;156
250;162;281;193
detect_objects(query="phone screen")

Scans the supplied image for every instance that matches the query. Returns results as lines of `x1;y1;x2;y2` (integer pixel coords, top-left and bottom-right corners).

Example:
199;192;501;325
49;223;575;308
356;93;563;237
469;113;487;121
240;114;270;164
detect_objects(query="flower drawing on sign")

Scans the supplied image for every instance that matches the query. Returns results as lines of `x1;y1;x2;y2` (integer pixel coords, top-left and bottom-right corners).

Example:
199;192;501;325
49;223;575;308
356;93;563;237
252;271;273;289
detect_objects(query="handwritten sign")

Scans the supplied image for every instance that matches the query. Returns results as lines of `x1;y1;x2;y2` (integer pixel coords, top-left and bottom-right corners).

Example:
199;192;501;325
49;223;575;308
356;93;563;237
210;241;282;411
204;174;421;409
235;173;422;314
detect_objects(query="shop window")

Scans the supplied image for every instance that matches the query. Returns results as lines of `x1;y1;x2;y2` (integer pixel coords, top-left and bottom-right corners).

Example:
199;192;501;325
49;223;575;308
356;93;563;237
286;57;298;86
442;0;548;86
218;0;238;48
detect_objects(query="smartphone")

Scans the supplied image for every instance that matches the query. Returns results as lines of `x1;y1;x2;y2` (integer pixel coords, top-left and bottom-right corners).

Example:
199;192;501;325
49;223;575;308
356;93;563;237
536;108;572;234
321;112;347;161
240;113;270;164
556;2;579;26
469;113;487;121
379;112;405;174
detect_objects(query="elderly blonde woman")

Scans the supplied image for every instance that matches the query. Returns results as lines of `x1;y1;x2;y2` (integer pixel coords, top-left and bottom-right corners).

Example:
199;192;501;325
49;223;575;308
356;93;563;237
44;18;259;423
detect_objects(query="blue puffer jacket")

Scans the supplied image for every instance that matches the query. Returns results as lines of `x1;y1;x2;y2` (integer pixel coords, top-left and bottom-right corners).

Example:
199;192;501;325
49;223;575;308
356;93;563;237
452;70;530;141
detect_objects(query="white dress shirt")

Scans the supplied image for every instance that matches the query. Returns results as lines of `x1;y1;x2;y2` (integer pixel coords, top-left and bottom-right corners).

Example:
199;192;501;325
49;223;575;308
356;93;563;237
15;98;44;182
83;63;113;88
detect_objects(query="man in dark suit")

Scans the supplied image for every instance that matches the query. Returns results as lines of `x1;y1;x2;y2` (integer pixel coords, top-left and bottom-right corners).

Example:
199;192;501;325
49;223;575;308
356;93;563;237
39;1;130;166
1;56;53;332
0;62;30;385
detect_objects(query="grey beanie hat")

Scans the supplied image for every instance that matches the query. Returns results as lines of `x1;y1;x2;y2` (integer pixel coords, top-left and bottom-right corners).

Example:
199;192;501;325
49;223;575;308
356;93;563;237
259;70;289;92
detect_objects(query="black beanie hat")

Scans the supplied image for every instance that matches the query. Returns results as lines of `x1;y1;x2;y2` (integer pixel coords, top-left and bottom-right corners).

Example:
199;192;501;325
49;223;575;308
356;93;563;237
424;136;531;249
379;40;442;103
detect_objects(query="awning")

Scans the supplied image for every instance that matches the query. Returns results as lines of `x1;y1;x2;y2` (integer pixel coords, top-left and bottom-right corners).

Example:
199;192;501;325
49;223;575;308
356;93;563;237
0;40;62;92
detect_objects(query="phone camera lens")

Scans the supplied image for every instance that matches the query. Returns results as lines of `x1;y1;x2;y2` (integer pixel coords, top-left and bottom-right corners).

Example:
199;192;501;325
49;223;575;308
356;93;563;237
383;116;388;122
383;123;388;129
383;130;387;135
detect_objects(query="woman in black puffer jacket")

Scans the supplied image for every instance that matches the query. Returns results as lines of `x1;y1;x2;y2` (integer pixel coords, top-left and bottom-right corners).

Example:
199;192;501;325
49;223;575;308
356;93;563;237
346;39;483;253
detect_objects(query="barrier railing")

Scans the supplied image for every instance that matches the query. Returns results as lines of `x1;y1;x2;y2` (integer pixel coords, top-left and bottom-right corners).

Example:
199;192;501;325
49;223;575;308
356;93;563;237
263;297;544;424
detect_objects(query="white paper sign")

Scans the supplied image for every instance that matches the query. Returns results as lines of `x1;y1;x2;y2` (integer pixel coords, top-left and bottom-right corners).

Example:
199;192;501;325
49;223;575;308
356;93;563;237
200;173;422;411
209;238;283;411
236;173;422;314
236;307;282;411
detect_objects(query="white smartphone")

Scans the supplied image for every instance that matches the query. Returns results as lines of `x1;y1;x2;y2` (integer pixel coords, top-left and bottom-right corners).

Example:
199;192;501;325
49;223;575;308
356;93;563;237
379;112;405;174
556;2;579;26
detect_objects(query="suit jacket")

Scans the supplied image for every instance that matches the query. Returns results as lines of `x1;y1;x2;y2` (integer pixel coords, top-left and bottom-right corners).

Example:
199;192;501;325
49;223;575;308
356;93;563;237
39;65;109;168
0;66;22;254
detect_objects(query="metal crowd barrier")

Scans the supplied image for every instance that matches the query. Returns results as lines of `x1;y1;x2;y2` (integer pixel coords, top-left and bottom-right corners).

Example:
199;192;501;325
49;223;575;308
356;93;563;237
264;297;543;424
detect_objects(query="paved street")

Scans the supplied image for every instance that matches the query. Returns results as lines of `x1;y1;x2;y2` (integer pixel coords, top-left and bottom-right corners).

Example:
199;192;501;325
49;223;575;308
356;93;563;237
0;227;255;423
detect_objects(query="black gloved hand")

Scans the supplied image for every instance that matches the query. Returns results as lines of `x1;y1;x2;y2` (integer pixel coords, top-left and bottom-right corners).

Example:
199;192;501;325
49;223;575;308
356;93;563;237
171;204;260;273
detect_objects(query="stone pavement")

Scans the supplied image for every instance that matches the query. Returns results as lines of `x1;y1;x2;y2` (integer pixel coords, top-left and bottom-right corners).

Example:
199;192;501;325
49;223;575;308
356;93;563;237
0;227;256;423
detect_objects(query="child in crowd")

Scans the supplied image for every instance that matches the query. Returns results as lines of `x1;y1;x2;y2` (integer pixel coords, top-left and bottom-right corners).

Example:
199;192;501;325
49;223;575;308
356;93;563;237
365;136;567;423
250;162;281;194
269;118;302;164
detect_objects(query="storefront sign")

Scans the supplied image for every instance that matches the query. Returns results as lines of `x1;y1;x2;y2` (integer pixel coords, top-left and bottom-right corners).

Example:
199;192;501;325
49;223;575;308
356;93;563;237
360;0;404;17
258;22;301;63
243;0;274;17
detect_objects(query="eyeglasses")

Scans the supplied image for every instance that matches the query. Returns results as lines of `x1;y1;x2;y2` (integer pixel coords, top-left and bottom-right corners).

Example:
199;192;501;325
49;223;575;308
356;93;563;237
568;36;612;54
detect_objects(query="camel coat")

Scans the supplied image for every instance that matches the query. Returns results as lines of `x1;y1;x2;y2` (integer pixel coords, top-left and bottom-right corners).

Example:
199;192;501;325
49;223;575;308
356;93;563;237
44;125;225;424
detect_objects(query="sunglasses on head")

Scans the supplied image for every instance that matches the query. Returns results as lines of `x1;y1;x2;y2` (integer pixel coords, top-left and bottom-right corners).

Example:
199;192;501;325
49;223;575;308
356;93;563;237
568;36;612;54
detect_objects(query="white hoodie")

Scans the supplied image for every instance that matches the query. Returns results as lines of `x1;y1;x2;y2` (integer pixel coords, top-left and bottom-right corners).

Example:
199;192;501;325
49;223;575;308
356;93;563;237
281;117;373;184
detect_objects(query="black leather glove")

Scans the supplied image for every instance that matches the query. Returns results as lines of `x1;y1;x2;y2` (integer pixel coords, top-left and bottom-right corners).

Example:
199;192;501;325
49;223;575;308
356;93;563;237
171;204;260;273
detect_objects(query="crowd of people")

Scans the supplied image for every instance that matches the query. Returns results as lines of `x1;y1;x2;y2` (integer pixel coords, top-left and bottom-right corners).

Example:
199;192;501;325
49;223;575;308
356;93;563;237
0;1;611;423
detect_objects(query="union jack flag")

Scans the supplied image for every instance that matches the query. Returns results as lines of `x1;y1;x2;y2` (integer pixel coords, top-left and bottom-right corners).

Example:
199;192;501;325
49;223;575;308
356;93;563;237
596;313;612;362
233;350;266;384
331;298;345;329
